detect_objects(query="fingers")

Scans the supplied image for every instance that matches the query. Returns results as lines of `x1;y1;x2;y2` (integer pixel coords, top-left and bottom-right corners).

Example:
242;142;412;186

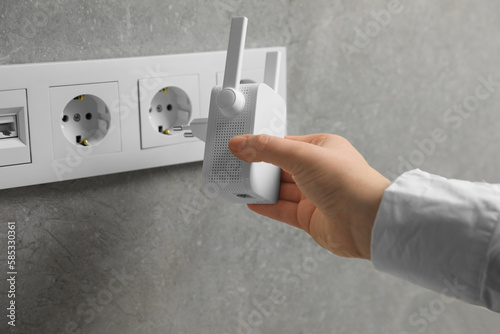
228;134;321;175
279;182;302;203
281;170;295;184
286;133;350;150
285;134;329;144
248;182;303;230
248;201;300;229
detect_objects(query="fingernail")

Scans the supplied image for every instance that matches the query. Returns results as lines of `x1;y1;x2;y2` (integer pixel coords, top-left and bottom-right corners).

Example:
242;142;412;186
229;136;248;153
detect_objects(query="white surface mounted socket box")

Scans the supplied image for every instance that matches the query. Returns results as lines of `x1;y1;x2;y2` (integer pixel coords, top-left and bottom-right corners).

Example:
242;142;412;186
0;48;286;190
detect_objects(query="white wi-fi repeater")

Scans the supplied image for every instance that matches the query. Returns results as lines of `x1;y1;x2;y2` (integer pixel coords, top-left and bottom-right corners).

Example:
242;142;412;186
178;17;287;203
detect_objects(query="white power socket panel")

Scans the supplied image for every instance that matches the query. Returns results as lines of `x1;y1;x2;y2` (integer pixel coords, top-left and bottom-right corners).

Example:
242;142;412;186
0;47;286;190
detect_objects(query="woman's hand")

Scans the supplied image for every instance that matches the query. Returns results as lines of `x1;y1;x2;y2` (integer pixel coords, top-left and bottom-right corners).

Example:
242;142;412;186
229;134;391;259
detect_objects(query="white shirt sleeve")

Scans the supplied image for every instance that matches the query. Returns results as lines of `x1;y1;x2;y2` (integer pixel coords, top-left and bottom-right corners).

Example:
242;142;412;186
371;169;500;312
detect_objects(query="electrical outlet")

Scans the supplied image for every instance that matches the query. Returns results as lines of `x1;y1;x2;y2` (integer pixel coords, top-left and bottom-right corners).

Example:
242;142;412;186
138;74;200;149
0;47;286;190
0;89;31;167
50;82;121;159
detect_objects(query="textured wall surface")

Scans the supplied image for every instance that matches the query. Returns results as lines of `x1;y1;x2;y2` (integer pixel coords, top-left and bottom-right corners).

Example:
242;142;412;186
1;0;500;333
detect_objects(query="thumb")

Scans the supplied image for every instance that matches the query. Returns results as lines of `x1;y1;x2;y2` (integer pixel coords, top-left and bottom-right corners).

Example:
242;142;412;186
228;134;319;175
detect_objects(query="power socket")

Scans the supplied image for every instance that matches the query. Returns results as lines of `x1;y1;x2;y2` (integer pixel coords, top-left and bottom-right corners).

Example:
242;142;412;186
50;82;121;159
202;17;287;204
139;74;200;149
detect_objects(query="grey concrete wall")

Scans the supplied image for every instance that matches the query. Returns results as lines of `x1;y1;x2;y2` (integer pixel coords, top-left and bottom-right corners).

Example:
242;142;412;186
1;0;500;333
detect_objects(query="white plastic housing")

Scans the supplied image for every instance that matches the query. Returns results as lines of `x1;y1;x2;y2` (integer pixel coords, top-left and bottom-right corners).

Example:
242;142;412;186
202;83;286;204
201;17;287;204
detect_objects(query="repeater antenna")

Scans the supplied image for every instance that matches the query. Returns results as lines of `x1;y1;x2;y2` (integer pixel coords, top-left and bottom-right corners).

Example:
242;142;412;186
263;51;281;91
217;17;248;117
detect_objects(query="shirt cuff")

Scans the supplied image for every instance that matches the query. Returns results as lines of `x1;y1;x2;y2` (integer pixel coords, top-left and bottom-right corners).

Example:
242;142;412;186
371;169;500;312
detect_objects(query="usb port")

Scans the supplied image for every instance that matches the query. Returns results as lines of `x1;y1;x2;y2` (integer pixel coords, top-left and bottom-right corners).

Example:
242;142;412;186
236;194;253;199
0;115;18;139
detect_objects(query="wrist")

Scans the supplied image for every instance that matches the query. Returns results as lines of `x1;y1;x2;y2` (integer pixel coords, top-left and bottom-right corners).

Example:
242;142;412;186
352;175;392;260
